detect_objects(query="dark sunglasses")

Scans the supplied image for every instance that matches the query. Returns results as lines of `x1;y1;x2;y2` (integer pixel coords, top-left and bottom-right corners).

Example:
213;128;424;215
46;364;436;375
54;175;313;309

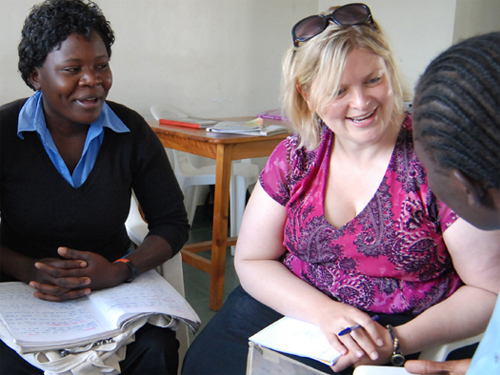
292;3;374;47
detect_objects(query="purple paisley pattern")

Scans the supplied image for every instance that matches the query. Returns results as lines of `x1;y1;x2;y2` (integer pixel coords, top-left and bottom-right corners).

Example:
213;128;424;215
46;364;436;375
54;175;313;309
259;116;461;315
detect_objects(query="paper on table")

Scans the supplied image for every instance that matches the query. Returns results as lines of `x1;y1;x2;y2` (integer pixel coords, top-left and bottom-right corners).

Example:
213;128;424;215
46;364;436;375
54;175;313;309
207;118;263;131
249;316;341;366
207;118;287;136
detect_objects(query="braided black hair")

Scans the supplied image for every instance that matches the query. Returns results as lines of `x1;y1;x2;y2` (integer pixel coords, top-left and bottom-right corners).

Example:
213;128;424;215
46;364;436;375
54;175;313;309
18;0;115;90
413;32;500;189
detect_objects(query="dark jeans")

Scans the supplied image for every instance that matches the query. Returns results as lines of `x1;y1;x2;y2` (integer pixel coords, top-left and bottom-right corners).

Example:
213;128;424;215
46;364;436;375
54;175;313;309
0;324;179;375
182;286;477;375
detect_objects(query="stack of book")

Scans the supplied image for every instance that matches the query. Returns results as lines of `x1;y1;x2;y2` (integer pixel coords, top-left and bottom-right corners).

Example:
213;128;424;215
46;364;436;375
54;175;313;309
158;116;218;129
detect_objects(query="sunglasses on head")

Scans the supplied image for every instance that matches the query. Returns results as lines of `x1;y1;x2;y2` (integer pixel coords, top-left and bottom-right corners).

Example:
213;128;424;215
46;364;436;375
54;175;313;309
292;3;374;47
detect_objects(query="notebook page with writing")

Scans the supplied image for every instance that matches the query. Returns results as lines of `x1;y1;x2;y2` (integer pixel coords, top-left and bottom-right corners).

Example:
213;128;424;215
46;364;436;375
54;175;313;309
0;282;115;348
0;270;200;353
249;316;341;366
87;270;199;331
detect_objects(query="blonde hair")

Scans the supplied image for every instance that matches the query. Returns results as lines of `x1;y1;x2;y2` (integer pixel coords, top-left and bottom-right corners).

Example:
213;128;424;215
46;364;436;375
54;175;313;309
281;14;409;150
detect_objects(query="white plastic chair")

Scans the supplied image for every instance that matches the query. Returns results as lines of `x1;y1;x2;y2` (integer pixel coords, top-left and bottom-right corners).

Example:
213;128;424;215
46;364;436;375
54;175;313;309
125;194;190;374
150;104;259;244
353;333;484;375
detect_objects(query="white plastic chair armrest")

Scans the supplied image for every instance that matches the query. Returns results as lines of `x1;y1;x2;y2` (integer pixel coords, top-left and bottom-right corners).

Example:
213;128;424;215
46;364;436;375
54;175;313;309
157;252;186;297
417;333;483;361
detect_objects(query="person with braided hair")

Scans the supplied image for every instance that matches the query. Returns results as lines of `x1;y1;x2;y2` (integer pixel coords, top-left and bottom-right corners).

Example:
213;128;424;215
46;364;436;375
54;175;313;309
406;31;500;375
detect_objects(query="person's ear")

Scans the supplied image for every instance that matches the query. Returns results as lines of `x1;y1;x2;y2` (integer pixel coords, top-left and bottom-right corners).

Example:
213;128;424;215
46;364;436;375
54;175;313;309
296;84;313;111
296;84;307;100
29;68;42;90
452;169;489;207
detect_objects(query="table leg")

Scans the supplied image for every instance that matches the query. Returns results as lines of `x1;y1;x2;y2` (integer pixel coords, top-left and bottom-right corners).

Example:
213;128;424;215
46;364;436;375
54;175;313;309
209;144;233;311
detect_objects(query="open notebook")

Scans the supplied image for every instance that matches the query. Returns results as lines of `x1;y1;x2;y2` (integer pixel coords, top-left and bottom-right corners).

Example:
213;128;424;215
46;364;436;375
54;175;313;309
0;270;200;354
249;316;341;366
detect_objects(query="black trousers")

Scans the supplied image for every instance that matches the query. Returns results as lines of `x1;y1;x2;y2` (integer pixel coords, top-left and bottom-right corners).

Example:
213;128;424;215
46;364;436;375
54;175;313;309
0;324;179;375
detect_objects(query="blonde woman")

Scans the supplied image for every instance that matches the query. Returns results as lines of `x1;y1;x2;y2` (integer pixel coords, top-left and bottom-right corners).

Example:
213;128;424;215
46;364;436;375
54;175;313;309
182;4;500;375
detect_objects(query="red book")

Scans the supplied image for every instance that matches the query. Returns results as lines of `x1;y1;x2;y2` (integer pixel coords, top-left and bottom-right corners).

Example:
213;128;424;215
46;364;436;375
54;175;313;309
159;118;216;129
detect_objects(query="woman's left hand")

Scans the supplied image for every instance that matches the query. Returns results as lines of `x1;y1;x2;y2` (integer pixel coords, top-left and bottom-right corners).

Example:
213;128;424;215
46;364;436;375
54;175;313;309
330;322;393;372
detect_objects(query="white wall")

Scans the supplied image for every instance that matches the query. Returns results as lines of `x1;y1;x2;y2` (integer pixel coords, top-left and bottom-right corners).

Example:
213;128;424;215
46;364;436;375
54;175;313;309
0;0;38;104
454;0;500;44
354;0;457;92
2;0;499;119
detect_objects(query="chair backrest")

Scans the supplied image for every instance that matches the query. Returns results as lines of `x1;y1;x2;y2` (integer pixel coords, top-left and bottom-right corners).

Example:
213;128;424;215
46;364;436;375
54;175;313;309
171;150;198;177
125;193;148;247
150;104;188;120
150;104;199;180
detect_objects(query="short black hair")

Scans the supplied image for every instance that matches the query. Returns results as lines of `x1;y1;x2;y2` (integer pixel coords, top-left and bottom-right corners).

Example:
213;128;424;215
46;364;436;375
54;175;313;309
18;0;115;90
413;32;500;189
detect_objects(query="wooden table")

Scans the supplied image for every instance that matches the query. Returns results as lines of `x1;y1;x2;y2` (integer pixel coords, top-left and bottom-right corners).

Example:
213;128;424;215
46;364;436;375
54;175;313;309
150;119;289;310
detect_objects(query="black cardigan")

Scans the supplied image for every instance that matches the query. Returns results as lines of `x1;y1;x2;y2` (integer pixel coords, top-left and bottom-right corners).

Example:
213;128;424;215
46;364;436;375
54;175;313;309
0;98;189;281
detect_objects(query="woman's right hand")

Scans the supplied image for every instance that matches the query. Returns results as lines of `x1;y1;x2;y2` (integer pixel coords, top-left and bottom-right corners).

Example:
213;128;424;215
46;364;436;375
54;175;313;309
29;256;91;301
316;303;390;371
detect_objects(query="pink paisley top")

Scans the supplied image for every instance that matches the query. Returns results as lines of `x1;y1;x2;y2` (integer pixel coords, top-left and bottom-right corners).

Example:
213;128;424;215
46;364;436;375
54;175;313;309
260;116;462;315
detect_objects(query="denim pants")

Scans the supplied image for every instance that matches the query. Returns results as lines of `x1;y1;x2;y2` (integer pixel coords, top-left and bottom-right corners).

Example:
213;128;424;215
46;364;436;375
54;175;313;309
182;285;477;375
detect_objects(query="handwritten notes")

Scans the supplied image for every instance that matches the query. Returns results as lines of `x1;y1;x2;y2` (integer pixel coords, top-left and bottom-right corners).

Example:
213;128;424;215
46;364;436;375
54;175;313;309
0;271;200;353
0;284;107;342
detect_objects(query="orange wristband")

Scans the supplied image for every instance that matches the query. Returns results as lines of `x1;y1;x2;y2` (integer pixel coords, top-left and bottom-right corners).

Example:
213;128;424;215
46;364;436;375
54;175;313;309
113;258;137;282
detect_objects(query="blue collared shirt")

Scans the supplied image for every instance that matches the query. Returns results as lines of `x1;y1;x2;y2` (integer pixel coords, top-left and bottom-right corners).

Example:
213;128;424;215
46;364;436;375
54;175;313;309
18;91;130;188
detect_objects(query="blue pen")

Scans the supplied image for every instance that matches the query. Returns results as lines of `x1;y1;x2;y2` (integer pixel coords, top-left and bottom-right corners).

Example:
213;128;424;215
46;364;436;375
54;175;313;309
338;315;379;336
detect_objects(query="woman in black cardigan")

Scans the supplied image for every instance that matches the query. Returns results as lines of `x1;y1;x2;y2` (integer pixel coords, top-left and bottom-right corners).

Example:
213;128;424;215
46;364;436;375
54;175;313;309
0;1;189;373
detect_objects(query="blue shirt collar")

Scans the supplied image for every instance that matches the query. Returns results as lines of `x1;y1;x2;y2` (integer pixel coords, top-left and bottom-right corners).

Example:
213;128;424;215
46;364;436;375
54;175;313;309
17;91;130;188
17;90;130;139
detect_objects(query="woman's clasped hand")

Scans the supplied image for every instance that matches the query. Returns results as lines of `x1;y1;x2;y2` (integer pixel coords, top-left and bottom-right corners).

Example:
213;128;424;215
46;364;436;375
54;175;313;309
28;247;141;301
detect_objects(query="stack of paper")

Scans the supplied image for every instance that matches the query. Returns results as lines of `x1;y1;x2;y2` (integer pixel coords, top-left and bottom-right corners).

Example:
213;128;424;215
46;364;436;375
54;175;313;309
207;118;287;136
249;317;341;366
